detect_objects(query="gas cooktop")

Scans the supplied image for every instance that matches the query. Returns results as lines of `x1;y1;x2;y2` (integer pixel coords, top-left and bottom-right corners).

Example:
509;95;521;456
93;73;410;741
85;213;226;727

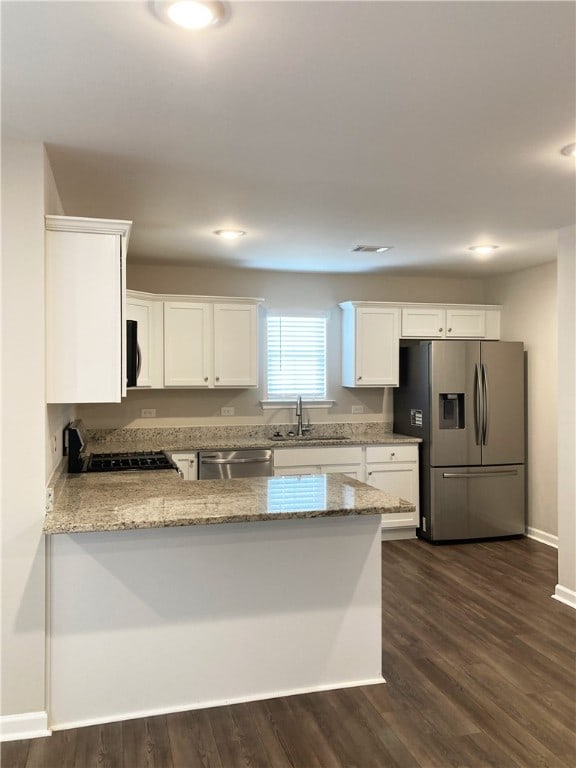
87;451;174;472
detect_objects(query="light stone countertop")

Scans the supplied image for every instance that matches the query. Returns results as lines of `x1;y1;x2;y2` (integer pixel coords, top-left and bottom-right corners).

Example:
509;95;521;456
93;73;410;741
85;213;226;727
84;432;421;455
44;471;415;535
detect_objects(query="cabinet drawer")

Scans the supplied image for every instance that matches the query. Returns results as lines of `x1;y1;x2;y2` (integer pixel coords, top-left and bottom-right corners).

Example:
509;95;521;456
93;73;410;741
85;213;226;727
365;445;418;463
274;446;363;467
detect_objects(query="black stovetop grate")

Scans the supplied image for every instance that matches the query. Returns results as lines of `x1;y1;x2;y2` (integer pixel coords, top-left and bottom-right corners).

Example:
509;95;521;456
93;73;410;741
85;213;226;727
87;451;174;472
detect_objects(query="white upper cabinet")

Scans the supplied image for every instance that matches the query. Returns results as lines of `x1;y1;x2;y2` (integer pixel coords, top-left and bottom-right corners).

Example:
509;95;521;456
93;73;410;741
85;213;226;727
341;303;400;387
45;216;131;404
164;302;212;387
213;303;258;387
401;305;500;339
401;307;446;338
163;299;260;388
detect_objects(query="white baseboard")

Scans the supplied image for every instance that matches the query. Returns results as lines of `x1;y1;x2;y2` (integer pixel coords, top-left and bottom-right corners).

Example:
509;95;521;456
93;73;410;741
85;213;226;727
0;711;50;742
526;527;558;548
381;528;417;541
552;584;576;609
50;676;385;732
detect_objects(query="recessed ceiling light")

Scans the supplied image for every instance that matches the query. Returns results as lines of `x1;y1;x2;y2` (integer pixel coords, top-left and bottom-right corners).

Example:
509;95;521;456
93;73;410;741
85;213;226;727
468;245;499;256
152;1;227;30
214;229;246;240
561;142;576;158
352;245;393;253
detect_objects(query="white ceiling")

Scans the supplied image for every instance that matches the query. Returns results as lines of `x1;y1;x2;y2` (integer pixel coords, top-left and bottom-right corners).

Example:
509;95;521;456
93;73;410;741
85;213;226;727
2;1;575;275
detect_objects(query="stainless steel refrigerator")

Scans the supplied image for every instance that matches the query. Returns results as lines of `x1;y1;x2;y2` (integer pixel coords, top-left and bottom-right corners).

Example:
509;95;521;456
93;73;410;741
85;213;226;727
394;341;525;542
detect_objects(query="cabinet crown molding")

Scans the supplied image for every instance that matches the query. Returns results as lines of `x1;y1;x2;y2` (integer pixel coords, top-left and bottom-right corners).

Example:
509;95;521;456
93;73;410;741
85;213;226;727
127;289;264;304
45;215;132;243
339;300;503;310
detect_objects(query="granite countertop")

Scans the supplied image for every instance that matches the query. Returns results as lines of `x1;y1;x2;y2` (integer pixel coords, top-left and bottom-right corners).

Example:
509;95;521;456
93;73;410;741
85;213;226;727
44;471;415;535
84;432;421;455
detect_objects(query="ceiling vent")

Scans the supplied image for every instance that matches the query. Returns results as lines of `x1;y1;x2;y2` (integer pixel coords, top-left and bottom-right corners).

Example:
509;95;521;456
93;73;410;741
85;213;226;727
351;245;393;253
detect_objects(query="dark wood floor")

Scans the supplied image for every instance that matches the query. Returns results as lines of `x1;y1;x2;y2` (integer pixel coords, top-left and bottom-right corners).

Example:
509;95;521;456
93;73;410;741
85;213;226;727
3;537;575;768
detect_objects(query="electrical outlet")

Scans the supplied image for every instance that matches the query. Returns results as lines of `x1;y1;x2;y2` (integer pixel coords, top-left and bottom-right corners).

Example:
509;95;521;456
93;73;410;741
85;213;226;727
141;409;156;418
351;405;364;414
46;487;54;513
221;406;235;416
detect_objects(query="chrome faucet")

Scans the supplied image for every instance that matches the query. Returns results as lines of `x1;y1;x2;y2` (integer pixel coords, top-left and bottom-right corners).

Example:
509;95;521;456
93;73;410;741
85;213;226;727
295;395;311;436
295;395;304;436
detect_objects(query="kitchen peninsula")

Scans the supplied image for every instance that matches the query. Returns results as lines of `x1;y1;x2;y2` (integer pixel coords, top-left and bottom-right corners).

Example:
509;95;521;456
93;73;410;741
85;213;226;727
45;470;413;731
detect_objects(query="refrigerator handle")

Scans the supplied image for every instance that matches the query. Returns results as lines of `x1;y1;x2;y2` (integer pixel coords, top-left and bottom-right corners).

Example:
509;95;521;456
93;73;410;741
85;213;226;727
474;363;482;445
481;363;489;445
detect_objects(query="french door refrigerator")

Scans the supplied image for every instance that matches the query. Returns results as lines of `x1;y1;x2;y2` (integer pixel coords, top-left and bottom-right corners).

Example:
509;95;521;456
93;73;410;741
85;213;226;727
394;341;525;542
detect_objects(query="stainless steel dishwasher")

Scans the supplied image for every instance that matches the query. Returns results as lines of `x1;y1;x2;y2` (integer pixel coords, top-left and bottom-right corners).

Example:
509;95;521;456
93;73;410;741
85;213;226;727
198;449;274;479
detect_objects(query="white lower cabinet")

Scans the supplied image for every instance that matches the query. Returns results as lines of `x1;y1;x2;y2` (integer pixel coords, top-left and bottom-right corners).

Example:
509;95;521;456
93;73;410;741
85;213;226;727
274;446;364;480
169;452;197;481
274;443;419;537
365;445;419;536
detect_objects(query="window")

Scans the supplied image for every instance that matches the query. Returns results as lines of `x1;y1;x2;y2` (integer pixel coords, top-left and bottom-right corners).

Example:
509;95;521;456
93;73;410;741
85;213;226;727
266;315;327;400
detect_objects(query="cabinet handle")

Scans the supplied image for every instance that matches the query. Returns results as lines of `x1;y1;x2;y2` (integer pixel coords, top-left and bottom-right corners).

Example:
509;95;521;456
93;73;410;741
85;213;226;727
215;376;220;382
390;452;395;457
357;376;362;381
447;327;452;333
439;328;443;332
368;471;373;476
204;376;209;382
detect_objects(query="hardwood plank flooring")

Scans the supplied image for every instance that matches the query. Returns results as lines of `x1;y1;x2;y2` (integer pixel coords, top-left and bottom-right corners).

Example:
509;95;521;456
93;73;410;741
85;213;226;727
2;537;574;767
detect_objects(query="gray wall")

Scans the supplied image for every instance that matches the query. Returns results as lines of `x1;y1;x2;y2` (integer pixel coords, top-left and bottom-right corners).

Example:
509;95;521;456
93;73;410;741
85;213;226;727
556;226;575;599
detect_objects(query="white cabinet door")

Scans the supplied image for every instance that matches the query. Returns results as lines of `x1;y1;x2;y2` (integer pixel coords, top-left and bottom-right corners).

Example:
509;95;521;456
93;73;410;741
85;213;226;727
213;303;258;387
126;297;152;387
274;446;363;468
274;466;318;476
445;309;486;338
321;464;363;480
355;307;399;386
366;463;419;529
274;464;361;480
401;307;445;338
341;304;400;387
274;447;363;481
46;221;129;404
401;307;488;339
164;302;212;386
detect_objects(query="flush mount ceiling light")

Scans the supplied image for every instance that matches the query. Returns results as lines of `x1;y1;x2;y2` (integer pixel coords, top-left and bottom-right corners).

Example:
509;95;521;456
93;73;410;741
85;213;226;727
152;1;227;30
352;245;393;253
213;229;246;240
561;142;576;157
468;245;499;256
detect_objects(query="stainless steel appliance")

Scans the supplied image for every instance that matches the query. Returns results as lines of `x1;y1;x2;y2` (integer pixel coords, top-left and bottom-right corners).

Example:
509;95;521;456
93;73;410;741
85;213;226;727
87;451;173;472
199;449;273;479
63;421;174;473
126;319;139;388
394;341;525;542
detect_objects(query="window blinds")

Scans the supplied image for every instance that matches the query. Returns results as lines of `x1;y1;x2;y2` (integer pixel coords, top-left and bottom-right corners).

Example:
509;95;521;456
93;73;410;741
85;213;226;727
266;316;327;399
